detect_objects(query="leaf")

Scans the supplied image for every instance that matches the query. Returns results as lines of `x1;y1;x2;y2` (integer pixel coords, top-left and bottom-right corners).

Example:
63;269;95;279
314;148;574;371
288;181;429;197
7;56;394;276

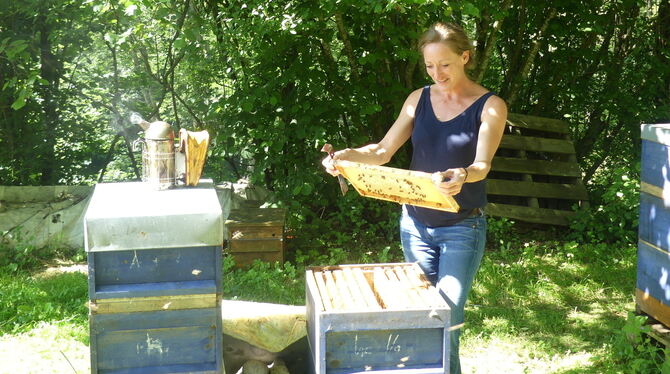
11;94;26;111
125;4;138;16
301;183;313;195
174;38;186;50
461;2;480;17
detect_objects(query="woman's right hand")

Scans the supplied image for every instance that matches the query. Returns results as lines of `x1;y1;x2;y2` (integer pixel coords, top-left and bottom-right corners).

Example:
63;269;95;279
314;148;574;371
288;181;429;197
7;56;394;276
321;143;351;176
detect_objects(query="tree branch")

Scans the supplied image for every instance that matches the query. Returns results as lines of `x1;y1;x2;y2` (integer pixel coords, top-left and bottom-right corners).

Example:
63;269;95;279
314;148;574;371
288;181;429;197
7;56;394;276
505;7;557;107
334;12;359;81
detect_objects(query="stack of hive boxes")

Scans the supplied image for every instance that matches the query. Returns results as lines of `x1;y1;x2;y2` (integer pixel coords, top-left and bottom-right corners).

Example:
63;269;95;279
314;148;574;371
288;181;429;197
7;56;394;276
637;124;670;326
84;182;224;374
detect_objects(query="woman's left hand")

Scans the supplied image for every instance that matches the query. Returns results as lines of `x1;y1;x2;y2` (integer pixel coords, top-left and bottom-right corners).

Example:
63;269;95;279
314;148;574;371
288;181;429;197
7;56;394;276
432;168;467;196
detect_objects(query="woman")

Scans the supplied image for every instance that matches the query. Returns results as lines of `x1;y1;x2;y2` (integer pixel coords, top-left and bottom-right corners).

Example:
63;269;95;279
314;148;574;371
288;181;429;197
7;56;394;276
322;22;507;373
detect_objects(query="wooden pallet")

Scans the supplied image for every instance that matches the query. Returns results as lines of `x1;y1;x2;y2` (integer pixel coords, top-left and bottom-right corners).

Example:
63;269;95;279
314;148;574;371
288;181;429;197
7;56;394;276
486;113;589;225
636;310;670;348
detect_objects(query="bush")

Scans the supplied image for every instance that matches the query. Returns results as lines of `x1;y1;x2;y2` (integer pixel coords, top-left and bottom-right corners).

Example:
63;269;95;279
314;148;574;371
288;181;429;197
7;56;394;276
611;312;670;373
568;166;639;244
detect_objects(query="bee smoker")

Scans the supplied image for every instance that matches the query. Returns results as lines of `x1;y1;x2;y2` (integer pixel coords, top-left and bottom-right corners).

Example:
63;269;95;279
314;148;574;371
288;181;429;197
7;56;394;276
133;121;176;190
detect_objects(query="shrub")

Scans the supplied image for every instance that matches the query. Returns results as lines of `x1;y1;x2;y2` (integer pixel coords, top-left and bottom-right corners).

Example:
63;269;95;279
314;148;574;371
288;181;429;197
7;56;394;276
568;166;639;244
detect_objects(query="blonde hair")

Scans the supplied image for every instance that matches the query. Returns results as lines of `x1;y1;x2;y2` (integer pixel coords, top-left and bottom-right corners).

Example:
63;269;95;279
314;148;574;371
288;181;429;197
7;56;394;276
418;22;475;70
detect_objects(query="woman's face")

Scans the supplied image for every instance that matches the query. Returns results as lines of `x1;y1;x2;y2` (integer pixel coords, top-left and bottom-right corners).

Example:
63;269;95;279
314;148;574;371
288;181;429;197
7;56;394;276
422;42;469;89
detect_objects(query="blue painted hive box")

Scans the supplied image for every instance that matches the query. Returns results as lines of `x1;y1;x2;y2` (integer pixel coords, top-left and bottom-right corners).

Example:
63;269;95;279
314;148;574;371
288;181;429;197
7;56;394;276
84;182;224;374
306;263;452;374
637;124;670;327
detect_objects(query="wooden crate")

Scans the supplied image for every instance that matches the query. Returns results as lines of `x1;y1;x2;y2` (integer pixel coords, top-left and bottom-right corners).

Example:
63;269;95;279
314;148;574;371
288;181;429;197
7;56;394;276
84;182;224;374
306;263;451;374
636;124;670;327
225;208;285;267
485;113;589;225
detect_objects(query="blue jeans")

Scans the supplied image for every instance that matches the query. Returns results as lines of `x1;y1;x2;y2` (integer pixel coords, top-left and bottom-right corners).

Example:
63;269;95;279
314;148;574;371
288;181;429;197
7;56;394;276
400;206;487;374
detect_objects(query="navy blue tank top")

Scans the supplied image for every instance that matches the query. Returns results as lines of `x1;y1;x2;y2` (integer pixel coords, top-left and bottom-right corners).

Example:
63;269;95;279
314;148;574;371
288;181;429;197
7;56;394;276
406;86;495;227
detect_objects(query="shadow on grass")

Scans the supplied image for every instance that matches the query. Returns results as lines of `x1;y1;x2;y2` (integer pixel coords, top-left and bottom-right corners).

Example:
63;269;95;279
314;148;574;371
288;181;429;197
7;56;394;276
466;242;636;372
0;271;88;336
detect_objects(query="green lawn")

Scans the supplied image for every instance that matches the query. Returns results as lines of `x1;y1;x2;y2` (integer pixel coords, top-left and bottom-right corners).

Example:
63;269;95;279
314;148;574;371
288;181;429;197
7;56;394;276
0;232;660;373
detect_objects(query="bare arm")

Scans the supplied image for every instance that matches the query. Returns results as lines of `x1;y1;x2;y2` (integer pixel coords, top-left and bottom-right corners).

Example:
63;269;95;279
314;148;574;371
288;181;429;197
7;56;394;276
435;95;507;196
323;88;422;175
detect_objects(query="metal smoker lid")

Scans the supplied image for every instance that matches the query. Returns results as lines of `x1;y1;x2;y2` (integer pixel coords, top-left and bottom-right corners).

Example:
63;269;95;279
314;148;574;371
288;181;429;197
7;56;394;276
145;121;175;140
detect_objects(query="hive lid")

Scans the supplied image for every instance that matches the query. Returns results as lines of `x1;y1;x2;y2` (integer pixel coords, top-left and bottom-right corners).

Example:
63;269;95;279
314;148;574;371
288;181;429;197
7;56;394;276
642;123;670;146
84;182;223;252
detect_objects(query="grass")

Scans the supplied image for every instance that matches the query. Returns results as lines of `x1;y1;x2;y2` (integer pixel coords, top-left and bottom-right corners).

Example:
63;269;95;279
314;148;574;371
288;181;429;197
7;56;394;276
462;241;639;373
0;223;661;373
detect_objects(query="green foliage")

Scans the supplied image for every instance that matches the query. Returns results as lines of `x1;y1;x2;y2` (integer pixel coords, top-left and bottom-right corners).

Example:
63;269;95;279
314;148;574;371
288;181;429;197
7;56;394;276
611;312;670;374
0;229;86;274
568;165;640;244
486;217;517;251
0;231;50;273
222;256;304;305
0;272;88;335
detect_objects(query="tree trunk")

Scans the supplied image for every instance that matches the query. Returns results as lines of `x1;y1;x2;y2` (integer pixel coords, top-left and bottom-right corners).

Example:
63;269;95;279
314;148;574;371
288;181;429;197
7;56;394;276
473;0;512;83
38;9;59;185
505;7;557;108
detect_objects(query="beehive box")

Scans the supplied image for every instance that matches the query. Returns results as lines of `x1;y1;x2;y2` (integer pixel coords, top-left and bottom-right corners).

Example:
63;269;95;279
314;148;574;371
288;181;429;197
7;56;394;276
225;208;285;267
306;263;451;374
637;124;670;326
84;182;224;374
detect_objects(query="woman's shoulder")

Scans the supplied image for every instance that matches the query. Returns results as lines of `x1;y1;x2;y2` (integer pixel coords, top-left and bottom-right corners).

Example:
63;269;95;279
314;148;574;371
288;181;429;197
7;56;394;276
403;87;426;106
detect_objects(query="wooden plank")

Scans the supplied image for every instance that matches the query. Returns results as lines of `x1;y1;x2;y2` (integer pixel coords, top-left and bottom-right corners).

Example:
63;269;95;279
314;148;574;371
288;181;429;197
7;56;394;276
228;226;283;240
487;179;589;200
340;267;372;310
499;134;576;154
225;208;286;226
391;267;423;308
313;270;334;311
641;139;670;189
92;246;217;286
373;267;404;309
484;202;574;226
637;240;670;306
91;294;217;314
641;181;668;201
637;288;670;330
506;113;570;134
332;270;357;310
491;157;582;177
96;326;215;370
406;265;447;308
325;328;444;372
94;280;217;299
390;267;425;309
305;270;325;312
383;268;410;308
639;193;670;252
351;268;382;310
228;239;283;253
227;250;283;268
91;308;221;372
323;270;344;310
